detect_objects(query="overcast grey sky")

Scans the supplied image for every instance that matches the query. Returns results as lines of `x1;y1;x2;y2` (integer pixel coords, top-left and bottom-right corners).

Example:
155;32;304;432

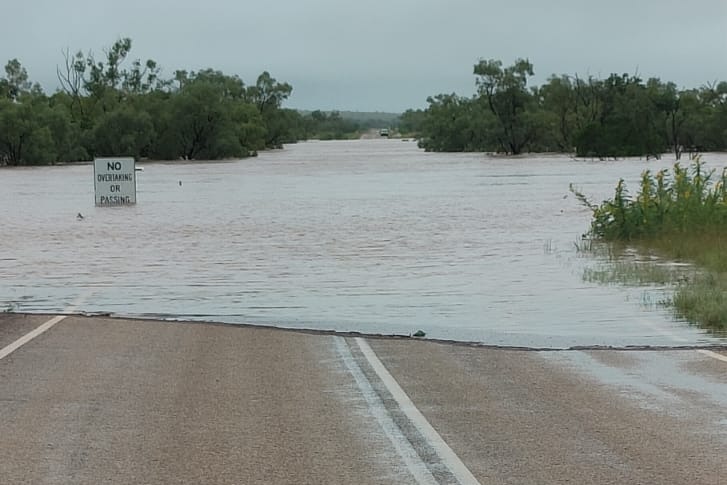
2;0;726;112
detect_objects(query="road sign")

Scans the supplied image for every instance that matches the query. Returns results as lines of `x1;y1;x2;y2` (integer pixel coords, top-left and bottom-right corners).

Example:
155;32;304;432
94;158;137;206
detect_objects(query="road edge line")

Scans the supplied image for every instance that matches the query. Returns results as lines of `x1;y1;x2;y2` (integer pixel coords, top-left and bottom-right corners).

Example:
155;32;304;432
355;337;482;485
697;349;727;363
0;315;67;361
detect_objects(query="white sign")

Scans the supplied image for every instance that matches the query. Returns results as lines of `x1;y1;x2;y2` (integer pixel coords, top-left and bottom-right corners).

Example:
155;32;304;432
94;157;137;206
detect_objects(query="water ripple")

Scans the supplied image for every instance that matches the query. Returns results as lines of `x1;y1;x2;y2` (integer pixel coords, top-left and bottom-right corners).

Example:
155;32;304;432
1;139;726;347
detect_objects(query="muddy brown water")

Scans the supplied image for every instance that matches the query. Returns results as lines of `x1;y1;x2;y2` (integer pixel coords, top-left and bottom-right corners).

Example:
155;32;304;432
2;139;726;348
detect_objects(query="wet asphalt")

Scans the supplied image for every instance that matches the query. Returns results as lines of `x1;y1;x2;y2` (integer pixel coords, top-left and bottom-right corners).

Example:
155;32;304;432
0;313;725;484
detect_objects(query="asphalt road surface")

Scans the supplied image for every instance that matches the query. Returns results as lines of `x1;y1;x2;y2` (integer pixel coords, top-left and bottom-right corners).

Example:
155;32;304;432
1;313;725;484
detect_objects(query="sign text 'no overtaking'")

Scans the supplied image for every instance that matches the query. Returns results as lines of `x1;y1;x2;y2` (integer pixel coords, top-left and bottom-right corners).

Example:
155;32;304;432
94;158;137;206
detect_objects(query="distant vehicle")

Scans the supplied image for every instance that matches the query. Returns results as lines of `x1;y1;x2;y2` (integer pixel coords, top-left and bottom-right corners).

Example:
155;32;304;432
379;128;389;137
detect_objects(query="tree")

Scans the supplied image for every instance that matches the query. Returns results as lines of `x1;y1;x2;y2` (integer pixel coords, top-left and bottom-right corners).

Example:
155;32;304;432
399;109;426;136
58;38;162;121
302;110;360;140
574;74;664;158
538;75;579;151
57;49;88;121
647;79;685;159
245;72;296;148
247;71;292;114
0;98;56;165
474;58;537;154
92;106;155;159
229;102;266;155
3;59;33;101
43;99;88;162
122;58;162;95
173;70;189;91
167;81;224;159
418;94;495;152
157;80;251;160
2;37;304;165
192;69;246;100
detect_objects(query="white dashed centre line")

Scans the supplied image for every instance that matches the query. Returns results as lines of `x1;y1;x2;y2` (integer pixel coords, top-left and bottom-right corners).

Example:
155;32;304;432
0;315;67;361
0;293;90;361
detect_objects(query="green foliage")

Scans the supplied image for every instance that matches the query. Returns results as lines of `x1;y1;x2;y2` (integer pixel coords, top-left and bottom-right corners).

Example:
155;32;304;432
230;102;267;155
474;58;537;154
303;110;360;140
166;81;229;159
0;97;57;165
1;38;304;165
245;72;294;148
92;106;155;159
574;74;664;158
399;109;426;136
418;94;496;152
577;158;727;330
4;59;32;100
537;75;579;151
248;71;292;114
574;157;727;240
43;100;88;162
671;273;727;330
633;229;727;329
419;59;727;157
293;111;400;140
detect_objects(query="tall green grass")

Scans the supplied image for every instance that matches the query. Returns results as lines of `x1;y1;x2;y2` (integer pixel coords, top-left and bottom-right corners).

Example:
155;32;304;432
574;157;727;330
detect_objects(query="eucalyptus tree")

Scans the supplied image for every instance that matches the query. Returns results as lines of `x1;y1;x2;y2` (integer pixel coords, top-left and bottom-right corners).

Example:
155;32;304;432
57;37;162;124
646;79;686;159
474;58;537;154
538;75;579;151
246;71;294;148
574;74;665;158
418;94;495;152
0;98;56;165
92;107;155;159
3;59;32;101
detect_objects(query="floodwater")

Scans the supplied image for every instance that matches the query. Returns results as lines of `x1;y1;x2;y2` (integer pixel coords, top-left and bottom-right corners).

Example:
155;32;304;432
2;139;726;348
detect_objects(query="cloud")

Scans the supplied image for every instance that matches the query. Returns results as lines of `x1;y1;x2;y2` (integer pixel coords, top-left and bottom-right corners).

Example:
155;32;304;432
2;0;725;111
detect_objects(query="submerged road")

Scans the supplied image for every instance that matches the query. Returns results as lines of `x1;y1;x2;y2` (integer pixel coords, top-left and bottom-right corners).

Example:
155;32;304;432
1;313;726;484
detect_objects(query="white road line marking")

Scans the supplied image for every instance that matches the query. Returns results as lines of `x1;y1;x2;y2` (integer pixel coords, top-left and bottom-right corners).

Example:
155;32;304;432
333;337;438;485
355;337;482;485
0;315;67;361
638;318;727;364
697;349;727;363
0;292;91;361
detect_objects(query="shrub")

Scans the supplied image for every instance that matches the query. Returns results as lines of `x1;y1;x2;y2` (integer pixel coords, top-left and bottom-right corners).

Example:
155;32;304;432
572;157;727;241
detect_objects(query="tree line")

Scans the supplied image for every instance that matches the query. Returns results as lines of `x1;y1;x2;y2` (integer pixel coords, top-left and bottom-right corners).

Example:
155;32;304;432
401;59;727;159
0;38;375;166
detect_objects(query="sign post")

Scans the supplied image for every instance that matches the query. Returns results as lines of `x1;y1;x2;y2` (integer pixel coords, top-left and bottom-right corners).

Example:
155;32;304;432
94;157;137;206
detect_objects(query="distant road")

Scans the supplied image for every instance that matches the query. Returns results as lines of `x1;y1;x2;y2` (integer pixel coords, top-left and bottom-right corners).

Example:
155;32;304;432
1;314;725;484
359;128;384;139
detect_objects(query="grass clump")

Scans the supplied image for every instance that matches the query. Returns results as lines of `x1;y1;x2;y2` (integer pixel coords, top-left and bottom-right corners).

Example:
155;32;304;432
583;262;682;287
670;273;727;329
573;156;727;330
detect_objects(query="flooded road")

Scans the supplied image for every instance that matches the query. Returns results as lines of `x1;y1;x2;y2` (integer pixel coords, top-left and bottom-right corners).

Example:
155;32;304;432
2;139;726;347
